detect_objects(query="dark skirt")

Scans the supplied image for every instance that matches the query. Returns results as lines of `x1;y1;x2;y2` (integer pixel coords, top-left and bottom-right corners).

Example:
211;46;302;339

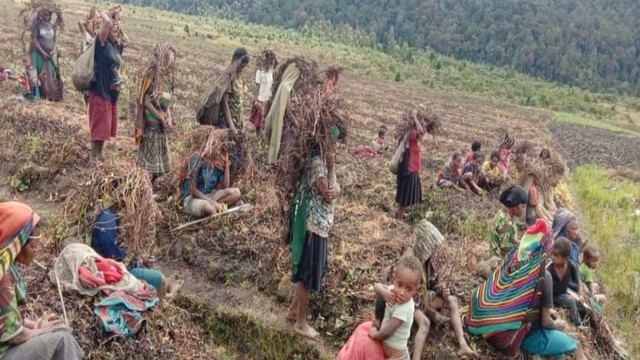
292;231;328;292
138;128;170;176
396;172;422;207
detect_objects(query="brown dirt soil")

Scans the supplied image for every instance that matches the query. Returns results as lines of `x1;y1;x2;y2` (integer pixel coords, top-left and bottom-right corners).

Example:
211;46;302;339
0;0;621;358
549;122;640;170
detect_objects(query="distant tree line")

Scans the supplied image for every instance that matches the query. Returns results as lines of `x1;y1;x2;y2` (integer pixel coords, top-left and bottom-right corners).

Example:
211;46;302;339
118;0;640;94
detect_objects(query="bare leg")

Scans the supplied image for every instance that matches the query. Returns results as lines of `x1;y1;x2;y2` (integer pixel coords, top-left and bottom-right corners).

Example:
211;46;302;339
156;276;168;299
90;141;104;163
412;310;431;360
396;206;405;220
217;188;242;206
445;296;477;358
575;342;586;360
293;283;318;338
166;279;184;299
286;285;299;322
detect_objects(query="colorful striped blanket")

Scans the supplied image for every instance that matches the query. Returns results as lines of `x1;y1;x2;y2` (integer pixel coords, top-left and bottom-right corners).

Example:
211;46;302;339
468;220;551;355
94;289;158;337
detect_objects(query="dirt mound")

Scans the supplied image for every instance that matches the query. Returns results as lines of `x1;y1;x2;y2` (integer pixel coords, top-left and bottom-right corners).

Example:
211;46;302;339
549;122;640;170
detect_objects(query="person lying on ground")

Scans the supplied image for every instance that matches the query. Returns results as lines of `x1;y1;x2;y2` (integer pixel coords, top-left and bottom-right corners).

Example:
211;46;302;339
549;237;586;327
520;268;587;359
489;186;528;258
436;152;465;192
580;245;606;305
408;220;477;359
90;206;182;299
0;202;84;360
180;146;242;219
464;140;481;165
462;152;485;195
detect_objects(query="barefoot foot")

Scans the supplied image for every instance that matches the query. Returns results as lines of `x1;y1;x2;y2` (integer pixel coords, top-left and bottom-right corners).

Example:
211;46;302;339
294;321;319;338
457;346;478;358
166;279;184;299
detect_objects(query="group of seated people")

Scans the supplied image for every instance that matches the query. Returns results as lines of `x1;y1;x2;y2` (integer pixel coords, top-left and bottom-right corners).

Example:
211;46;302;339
436;140;505;195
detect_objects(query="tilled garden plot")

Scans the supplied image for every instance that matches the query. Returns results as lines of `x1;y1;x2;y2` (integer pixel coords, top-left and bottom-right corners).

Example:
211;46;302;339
549;122;640;170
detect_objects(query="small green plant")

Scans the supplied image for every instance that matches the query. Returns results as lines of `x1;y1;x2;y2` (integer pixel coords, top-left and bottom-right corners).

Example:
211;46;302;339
28;134;42;154
184;24;190;35
8;176;29;192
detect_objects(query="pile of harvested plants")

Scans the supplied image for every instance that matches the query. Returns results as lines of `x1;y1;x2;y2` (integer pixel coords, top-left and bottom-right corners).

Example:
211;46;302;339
20;0;64;45
64;161;160;255
394;107;441;142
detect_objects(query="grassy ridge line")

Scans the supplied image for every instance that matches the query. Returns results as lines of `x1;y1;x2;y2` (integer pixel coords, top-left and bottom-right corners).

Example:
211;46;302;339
552;113;640;138
101;0;640;131
572;166;640;357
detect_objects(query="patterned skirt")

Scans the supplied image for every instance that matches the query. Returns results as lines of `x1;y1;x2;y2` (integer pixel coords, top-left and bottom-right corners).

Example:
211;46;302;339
138;128;170;176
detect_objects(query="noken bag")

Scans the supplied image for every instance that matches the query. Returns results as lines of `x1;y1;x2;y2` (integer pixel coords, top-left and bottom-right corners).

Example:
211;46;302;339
72;39;96;92
389;136;407;174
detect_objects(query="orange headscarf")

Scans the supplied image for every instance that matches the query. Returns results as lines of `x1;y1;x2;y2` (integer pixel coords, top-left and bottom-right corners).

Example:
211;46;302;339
0;202;40;280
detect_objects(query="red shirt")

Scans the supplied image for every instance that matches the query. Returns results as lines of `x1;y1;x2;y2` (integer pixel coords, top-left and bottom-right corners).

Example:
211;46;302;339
407;130;421;173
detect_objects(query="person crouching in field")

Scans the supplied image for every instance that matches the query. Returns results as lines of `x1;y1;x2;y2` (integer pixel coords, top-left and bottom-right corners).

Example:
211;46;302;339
179;138;241;219
436;152;465;192
580;245;606;305
462;152;485;195
337;256;422;360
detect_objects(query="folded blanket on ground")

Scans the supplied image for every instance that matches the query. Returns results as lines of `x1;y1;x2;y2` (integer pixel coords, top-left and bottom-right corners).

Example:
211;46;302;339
94;288;158;337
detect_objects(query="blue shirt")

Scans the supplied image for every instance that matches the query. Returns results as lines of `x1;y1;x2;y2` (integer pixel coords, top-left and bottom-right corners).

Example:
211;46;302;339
91;208;125;261
181;155;224;200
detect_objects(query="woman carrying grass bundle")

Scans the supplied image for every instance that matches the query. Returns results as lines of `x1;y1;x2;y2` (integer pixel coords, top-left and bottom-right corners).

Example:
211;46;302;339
395;113;425;220
197;48;249;135
136;42;177;187
88;9;125;164
0;202;84;360
29;6;63;101
286;131;342;339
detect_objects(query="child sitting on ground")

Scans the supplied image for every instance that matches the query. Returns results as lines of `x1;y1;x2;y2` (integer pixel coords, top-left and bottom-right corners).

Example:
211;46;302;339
462;152;485;195
371;126;389;153
549;237;586;327
481;150;503;190
436;152;465;192
580;245;607;305
370;255;422;360
20;56;39;99
465;140;481;165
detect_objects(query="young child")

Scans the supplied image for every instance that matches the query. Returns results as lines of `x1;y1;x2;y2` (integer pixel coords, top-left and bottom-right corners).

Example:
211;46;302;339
436;152;464;191
465;140;481;165
580;245;606;305
462;152;485;195
21;56;39;99
370;255;422;360
371;126;389;153
549;237;585;327
481;150;503;190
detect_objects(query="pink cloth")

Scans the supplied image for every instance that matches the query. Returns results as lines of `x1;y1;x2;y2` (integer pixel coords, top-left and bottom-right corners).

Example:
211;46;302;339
350;146;376;158
89;91;118;141
336;322;385;360
498;147;510;176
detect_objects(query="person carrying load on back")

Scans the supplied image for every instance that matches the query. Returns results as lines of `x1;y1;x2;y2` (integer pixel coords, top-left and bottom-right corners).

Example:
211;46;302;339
136;42;177;191
29;3;64;101
0;202;84;360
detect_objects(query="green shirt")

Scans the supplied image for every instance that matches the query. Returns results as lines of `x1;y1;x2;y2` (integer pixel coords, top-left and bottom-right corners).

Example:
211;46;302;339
489;209;518;257
579;263;594;284
220;76;243;130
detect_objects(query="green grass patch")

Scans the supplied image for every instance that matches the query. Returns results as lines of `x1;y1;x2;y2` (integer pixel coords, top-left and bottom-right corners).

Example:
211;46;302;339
553;113;640;137
573;165;640;357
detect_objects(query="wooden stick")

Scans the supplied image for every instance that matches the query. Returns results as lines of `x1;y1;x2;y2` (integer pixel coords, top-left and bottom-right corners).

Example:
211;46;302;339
33;260;69;326
172;204;253;232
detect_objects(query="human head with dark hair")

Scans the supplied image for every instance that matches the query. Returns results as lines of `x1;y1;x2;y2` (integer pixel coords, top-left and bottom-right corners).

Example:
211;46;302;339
499;185;528;217
490;150;500;163
391;255;422;305
552;237;573;266
452;152;463;168
472;151;485;167
471;140;482;152
582;245;600;269
539;148;551;160
232;47;249;74
378;127;387;138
